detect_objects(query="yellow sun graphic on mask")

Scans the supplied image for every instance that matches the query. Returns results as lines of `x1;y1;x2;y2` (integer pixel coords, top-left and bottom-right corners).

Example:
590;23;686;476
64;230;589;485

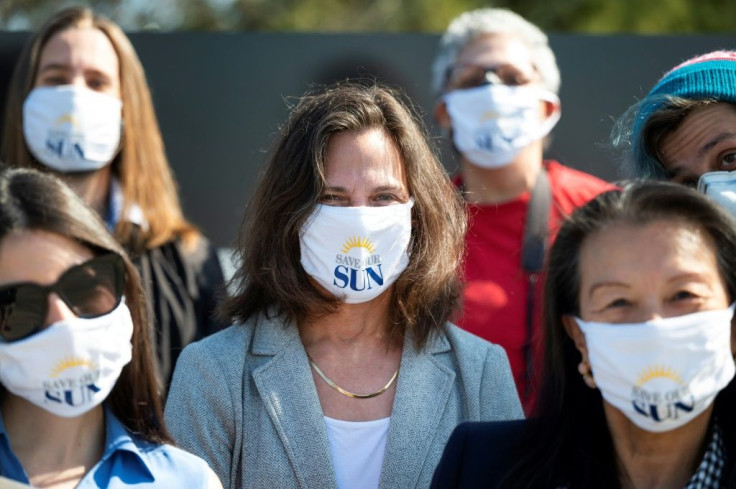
54;113;79;128
636;365;685;388
480;110;501;122
341;236;376;254
50;356;96;378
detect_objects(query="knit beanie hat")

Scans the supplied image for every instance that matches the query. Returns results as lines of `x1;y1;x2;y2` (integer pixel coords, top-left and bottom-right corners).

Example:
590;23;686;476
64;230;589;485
649;50;736;102
631;51;736;176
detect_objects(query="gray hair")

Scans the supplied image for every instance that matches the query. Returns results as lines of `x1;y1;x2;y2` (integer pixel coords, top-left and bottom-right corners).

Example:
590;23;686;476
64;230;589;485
431;8;560;96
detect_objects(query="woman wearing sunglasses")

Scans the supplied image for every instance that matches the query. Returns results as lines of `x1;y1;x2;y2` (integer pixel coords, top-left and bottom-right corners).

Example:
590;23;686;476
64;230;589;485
2;6;226;393
0;168;222;488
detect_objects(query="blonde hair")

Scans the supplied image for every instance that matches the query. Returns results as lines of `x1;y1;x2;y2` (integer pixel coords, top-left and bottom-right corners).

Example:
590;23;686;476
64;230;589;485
2;6;197;250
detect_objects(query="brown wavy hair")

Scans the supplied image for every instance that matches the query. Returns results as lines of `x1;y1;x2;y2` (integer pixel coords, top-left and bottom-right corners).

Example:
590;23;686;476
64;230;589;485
1;6;197;250
222;82;466;349
0;167;170;444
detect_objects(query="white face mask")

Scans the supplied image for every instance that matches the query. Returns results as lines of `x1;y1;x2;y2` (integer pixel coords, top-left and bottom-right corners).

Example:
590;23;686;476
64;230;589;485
0;301;134;418
576;305;736;433
300;199;414;304
444;84;560;169
698;170;736;216
23;85;122;173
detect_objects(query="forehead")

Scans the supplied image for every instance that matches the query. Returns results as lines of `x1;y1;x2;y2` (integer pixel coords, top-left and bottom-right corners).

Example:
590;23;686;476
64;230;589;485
660;103;736;168
323;128;407;186
0;230;94;287
455;33;534;70
38;26;119;75
579;220;719;286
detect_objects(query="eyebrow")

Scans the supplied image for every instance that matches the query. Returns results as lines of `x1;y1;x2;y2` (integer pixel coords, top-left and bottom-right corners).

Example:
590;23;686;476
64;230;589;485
664;132;736;178
37;63;71;74
666;272;712;285
587;281;629;299
588;273;712;297
37;64;112;79
322;185;404;193
322;186;348;193
698;132;736;158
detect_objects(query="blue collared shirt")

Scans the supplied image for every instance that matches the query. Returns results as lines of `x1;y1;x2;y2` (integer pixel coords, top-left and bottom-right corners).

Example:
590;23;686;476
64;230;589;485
0;406;212;488
104;178;146;232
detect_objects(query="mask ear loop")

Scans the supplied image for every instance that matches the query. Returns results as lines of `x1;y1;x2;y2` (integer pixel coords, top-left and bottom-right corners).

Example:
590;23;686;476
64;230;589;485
535;90;561;140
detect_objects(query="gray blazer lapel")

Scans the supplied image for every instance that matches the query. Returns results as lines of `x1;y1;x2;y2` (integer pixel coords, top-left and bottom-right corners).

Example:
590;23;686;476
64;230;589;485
251;318;338;489
378;332;454;489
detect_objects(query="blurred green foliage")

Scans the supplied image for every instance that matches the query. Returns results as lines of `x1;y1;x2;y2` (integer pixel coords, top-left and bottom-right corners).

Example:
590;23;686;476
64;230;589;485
2;0;736;32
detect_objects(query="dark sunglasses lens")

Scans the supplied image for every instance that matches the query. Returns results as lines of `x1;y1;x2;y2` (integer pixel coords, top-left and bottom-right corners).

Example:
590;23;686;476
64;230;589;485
449;65;533;89
58;255;123;318
0;285;47;341
449;65;486;89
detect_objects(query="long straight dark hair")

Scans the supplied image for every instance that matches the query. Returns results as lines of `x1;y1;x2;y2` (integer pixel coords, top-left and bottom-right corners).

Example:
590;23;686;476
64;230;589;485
498;181;736;488
0;168;171;444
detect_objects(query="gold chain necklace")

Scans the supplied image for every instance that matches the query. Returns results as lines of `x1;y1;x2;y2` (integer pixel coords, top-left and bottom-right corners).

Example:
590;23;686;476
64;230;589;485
306;352;399;399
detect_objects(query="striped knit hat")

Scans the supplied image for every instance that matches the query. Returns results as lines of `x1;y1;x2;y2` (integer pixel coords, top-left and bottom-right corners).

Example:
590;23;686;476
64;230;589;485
647;50;736;102
631;50;736;176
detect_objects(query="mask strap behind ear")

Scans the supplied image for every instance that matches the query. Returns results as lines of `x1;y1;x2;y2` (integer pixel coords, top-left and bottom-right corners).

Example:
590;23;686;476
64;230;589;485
537;91;561;139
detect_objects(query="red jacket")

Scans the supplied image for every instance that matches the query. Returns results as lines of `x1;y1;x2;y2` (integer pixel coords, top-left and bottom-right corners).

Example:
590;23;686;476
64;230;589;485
456;161;616;412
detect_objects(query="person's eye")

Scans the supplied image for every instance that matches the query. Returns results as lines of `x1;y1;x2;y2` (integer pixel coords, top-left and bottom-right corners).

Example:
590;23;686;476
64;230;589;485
456;77;482;89
373;194;399;205
605;298;630;309
319;194;344;205
671;290;698;302
39;75;68;86
505;73;530;86
718;152;736;171
87;78;109;91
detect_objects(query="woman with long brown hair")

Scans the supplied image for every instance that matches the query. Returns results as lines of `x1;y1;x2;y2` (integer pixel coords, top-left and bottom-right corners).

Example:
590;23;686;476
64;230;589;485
2;6;225;390
164;82;523;489
0;167;221;488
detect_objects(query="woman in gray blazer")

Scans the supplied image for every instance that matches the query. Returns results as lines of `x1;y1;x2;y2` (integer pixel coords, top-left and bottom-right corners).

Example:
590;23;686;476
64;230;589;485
164;83;523;489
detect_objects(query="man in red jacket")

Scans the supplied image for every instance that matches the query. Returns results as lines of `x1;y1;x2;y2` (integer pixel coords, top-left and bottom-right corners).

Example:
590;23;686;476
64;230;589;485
432;8;614;412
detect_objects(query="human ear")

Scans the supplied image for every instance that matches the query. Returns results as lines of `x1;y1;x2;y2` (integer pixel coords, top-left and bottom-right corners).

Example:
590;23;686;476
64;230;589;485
542;97;561;122
562;315;586;353
433;100;452;130
563;315;596;389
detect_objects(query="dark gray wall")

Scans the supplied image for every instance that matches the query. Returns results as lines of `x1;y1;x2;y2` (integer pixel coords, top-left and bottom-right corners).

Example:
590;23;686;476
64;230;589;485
1;32;735;246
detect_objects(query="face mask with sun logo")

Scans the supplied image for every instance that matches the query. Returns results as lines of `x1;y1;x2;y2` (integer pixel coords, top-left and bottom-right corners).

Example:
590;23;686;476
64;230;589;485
299;199;414;304
0;301;133;418
575;305;736;433
23;85;123;173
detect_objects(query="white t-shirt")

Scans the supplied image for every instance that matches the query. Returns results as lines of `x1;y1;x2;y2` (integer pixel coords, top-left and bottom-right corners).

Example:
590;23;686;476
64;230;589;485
324;416;391;489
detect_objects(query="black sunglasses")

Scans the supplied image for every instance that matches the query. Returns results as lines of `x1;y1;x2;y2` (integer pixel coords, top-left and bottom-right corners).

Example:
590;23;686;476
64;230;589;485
0;253;125;342
445;63;536;90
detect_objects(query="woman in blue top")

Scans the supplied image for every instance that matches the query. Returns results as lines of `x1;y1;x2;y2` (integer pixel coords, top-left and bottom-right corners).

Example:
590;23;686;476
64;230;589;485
0;168;222;488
